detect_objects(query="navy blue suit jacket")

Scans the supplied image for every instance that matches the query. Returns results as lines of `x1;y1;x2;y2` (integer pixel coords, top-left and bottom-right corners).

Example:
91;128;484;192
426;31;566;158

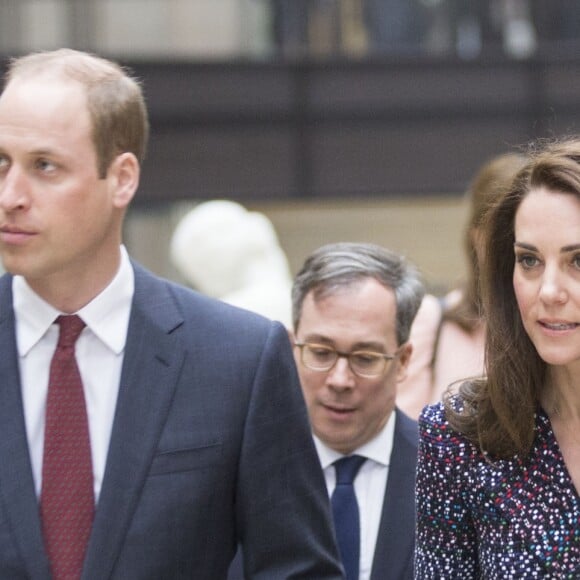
369;409;418;580
0;263;344;579
229;408;417;580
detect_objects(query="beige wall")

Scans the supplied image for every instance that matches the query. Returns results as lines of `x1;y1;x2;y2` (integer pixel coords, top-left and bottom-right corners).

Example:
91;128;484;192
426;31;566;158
125;196;469;295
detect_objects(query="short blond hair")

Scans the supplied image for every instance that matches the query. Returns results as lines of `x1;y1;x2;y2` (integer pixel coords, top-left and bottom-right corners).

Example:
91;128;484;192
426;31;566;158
5;48;149;177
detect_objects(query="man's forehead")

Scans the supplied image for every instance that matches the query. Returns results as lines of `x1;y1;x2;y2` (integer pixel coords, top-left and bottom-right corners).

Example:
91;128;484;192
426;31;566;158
310;278;395;305
0;75;88;118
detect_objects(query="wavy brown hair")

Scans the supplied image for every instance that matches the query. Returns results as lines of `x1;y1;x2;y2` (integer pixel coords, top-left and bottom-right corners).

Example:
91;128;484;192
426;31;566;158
444;153;528;333
445;138;580;458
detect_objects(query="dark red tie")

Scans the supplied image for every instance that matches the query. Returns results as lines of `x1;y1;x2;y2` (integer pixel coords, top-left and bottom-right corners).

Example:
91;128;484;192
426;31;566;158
41;315;94;580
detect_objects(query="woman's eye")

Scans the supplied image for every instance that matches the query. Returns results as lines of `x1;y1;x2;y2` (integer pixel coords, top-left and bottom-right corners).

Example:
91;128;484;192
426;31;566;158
516;254;539;269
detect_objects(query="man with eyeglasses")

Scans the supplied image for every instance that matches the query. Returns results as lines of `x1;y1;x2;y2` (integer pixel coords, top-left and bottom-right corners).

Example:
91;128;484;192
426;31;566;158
291;242;425;580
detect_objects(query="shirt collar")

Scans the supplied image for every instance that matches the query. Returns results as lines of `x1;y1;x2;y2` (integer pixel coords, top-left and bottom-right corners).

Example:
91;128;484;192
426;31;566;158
314;409;396;470
14;245;134;356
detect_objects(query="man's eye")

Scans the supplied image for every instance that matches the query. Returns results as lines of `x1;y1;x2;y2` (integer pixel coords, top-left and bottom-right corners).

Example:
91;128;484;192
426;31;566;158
352;353;381;366
311;348;333;359
35;159;57;173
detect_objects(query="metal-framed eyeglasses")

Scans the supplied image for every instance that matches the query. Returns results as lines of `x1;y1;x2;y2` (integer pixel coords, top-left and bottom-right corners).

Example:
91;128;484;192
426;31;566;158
294;342;399;378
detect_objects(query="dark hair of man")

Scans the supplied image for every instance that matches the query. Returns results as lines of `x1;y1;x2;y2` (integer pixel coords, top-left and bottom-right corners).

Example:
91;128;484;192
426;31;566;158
292;242;425;346
4;48;149;178
445;138;580;458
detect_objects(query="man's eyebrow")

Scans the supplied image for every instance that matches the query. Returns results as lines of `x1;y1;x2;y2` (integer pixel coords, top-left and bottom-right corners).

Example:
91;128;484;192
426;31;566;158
331;341;387;352
29;148;60;157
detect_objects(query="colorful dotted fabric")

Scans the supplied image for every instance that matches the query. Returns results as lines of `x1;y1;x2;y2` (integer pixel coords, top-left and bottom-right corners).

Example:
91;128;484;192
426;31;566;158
415;400;580;579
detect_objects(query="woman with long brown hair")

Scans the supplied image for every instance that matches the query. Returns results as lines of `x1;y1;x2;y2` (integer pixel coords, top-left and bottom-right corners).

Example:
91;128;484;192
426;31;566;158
415;138;580;577
398;152;527;420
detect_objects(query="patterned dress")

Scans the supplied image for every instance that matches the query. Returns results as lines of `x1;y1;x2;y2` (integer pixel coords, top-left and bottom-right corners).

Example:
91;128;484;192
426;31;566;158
415;401;580;579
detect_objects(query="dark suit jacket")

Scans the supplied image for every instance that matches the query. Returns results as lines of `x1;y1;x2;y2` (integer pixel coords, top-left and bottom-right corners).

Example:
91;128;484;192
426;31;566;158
229;408;417;580
369;409;418;580
0;263;344;579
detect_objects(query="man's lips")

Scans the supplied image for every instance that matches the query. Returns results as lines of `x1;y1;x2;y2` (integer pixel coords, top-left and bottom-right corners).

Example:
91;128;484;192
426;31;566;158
321;402;356;415
0;226;36;245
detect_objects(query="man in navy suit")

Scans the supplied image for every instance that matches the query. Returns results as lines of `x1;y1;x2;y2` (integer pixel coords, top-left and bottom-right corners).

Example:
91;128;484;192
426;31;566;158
229;242;423;579
292;242;423;580
0;48;343;579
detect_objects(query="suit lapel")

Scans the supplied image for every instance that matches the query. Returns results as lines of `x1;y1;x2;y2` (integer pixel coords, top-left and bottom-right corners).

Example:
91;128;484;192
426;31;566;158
370;410;418;580
0;275;52;579
82;266;186;580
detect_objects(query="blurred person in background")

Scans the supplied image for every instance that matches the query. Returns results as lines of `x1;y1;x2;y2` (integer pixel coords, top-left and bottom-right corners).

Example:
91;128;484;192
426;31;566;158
398;151;528;420
415;137;580;577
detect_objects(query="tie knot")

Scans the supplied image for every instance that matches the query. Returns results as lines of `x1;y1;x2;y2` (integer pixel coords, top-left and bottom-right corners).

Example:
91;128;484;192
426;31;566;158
56;315;85;348
334;455;366;485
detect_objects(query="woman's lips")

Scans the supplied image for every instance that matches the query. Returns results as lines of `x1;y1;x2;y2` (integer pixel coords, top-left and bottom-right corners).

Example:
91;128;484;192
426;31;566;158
538;320;579;335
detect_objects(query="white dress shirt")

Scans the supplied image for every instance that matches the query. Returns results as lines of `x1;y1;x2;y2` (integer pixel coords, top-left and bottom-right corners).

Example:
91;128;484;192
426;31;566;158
14;246;134;502
314;411;396;580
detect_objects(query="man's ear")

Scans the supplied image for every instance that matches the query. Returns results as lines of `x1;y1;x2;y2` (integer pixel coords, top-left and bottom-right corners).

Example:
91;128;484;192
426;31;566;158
109;152;140;208
287;327;295;345
396;342;413;383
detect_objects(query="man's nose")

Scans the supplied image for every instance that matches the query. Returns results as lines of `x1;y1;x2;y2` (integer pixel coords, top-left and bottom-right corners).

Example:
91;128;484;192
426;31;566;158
326;356;356;390
0;165;30;211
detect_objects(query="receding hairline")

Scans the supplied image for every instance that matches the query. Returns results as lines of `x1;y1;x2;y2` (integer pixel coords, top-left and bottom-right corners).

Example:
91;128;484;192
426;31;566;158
2;49;149;175
5;49;128;86
2;50;142;110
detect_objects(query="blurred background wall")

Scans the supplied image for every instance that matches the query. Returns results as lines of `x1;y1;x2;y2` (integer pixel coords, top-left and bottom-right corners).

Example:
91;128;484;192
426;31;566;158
126;197;467;295
2;0;580;291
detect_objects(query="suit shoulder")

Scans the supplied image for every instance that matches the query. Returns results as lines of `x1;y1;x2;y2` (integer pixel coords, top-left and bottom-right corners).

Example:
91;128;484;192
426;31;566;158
170;282;275;331
395;407;419;446
133;262;276;333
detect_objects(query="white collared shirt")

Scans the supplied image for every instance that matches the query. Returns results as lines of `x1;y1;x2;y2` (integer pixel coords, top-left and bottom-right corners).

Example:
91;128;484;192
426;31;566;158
14;246;134;502
314;411;396;580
